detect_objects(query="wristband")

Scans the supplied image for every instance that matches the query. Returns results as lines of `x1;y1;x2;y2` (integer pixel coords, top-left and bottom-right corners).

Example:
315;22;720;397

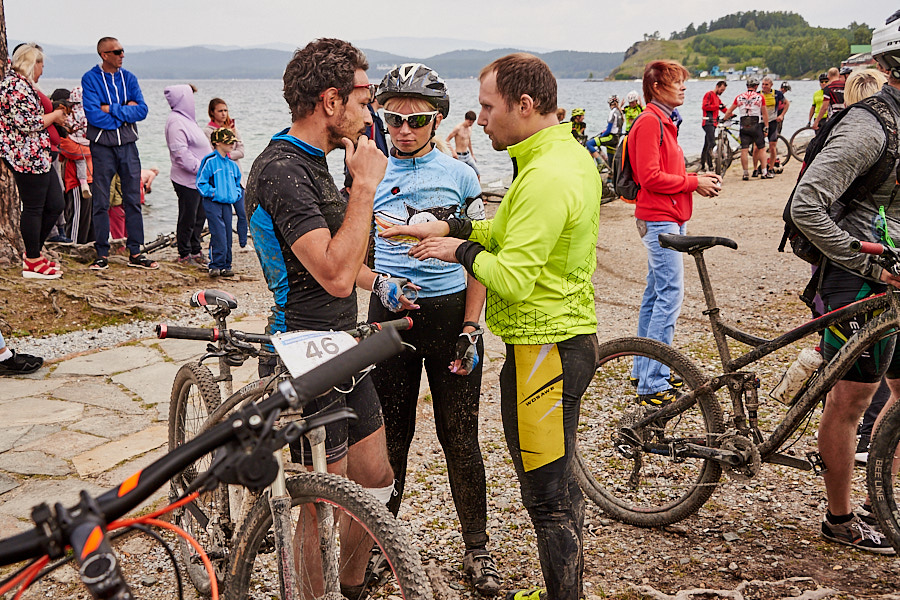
446;217;473;239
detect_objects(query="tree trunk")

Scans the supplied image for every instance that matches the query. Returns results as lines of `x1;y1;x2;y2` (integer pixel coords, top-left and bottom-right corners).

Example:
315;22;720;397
0;0;24;267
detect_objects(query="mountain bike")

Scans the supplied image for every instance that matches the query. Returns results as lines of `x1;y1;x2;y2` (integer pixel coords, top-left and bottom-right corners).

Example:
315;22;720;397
0;325;420;600
158;290;423;599
714;120;791;177
575;233;900;527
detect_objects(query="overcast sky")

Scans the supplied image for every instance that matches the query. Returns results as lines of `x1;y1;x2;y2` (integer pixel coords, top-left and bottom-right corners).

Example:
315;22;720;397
6;0;896;54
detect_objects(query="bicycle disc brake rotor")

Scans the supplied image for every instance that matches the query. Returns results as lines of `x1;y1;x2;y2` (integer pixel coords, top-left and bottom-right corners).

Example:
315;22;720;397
721;434;761;480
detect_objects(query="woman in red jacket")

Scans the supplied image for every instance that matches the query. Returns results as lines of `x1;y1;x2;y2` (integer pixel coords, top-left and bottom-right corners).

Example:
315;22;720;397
629;60;721;406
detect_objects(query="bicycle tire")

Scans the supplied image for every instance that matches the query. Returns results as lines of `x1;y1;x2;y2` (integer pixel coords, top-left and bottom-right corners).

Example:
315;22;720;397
789;126;815;162
168;363;228;595
225;472;432;600
866;399;900;553
574;337;725;527
776;134;792;166
714;133;728;176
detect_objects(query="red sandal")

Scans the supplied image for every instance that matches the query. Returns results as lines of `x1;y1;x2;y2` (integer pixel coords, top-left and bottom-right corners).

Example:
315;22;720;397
23;257;62;280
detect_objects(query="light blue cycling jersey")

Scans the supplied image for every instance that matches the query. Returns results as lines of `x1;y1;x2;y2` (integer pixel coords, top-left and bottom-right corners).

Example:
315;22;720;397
373;147;482;297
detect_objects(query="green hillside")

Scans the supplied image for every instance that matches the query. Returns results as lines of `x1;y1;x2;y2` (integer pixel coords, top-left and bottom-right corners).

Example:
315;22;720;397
609;11;872;79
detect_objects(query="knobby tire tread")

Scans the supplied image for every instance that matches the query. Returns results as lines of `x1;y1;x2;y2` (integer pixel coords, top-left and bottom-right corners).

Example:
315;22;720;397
225;472;431;600
168;363;224;596
867;399;900;552
574;337;725;527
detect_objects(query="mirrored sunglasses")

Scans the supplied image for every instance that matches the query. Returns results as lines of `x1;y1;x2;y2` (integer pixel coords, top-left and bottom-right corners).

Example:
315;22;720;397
353;83;377;104
383;111;438;129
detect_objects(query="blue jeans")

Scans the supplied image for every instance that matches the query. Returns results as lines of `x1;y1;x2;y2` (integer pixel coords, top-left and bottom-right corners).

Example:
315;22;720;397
90;142;144;256
632;220;686;394
202;199;233;270
234;197;248;247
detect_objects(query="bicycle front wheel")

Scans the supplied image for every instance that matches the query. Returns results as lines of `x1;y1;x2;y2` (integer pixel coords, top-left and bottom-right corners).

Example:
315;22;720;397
790;126;815;162
226;472;431;600
168;363;228;595
575;337;725;527
867;399;900;553
714;134;729;176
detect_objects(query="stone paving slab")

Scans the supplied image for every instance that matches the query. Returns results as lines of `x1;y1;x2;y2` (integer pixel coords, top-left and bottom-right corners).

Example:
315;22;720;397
72;425;167;477
0;398;84;427
20;430;107;457
0;450;70;476
0;478;105;521
0;513;28;538
52;345;164;377
70;413;152;439
0;378;68;403
143;337;207;362
50;380;145;415
0;424;62;453
0;473;17;495
0;425;34;453
111;361;181;409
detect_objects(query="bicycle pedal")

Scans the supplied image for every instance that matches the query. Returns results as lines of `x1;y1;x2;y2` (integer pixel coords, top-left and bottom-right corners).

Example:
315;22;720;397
806;451;827;476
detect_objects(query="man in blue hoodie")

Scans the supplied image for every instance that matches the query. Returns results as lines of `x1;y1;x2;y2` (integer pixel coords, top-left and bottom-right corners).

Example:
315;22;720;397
81;36;156;270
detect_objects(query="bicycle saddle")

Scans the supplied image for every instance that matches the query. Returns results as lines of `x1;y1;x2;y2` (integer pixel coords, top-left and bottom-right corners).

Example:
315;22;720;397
191;289;238;310
658;234;738;253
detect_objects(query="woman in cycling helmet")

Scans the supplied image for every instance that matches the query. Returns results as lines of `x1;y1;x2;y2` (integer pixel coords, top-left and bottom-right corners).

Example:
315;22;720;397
570;107;587;144
585;95;623;166
364;62;502;596
623;90;644;132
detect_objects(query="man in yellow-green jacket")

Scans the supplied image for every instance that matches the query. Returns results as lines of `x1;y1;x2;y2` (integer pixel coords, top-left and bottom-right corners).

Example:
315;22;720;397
382;52;602;600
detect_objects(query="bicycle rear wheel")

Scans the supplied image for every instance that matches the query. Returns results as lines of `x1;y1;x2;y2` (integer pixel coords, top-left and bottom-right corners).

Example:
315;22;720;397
790;126;815;162
866;399;900;553
168;363;228;595
226;472;431;600
776;134;791;166
574;337;725;527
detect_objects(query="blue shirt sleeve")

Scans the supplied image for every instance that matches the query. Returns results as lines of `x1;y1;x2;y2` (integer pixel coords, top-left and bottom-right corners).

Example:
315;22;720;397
81;71;121;130
108;71;148;124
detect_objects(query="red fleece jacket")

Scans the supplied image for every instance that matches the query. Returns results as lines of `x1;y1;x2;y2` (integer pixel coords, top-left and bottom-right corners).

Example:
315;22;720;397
629;102;698;225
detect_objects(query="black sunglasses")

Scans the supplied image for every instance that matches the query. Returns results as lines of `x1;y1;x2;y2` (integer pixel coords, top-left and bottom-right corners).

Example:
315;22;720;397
383;111;438;129
104;49;125;56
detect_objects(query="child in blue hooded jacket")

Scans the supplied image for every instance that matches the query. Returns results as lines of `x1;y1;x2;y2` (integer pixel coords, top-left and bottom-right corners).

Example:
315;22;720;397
197;127;243;277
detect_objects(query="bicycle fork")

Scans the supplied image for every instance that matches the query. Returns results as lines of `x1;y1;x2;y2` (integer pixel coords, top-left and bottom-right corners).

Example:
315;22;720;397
266;425;341;600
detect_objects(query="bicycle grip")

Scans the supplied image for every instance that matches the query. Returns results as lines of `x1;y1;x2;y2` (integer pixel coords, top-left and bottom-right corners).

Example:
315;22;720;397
156;324;219;341
373;316;413;332
283;327;403;405
851;240;884;255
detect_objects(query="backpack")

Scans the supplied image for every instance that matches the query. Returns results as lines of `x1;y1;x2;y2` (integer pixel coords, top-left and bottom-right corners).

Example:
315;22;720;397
778;95;900;266
612;113;663;202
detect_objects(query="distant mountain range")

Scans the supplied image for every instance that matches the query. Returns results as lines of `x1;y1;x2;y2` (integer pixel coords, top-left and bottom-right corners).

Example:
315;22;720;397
23;43;621;80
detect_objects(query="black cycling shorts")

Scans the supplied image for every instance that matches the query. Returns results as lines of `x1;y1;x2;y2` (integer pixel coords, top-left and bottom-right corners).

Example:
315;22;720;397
288;376;384;465
819;264;900;383
739;121;766;150
766;122;780;143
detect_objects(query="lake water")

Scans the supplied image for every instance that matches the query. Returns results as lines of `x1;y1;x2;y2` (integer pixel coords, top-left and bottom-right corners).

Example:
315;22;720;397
41;77;822;237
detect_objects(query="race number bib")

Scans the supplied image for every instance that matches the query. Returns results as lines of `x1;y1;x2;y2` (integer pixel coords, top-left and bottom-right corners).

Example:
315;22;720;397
271;330;357;378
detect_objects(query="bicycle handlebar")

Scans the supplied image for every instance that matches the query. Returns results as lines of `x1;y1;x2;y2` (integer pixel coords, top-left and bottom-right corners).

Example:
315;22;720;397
851;240;900;276
156;324;220;341
155;317;412;345
851;240;885;255
0;327;405;566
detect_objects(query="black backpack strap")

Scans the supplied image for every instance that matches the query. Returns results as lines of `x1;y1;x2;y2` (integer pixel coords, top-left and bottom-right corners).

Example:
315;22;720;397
839;96;900;211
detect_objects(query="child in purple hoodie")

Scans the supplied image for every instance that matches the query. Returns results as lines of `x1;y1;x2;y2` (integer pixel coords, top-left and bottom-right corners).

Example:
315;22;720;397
164;84;211;266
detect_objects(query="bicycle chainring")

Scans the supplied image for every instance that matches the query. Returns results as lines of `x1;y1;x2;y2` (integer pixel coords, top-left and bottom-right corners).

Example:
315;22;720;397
721;434;761;481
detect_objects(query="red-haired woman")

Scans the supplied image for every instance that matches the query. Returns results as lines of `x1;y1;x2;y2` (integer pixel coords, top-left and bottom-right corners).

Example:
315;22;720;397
629;60;721;406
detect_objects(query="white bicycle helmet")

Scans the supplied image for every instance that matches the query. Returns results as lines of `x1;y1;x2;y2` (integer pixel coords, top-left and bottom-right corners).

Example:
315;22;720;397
626;90;640;104
376;63;449;117
872;9;900;80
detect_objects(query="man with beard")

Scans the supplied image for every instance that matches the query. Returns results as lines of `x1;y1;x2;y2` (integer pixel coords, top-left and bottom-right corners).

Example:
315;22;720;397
244;38;393;598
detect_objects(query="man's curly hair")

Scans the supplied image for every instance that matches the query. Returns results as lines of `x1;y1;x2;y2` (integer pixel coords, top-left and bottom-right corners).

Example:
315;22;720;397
283;38;369;121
